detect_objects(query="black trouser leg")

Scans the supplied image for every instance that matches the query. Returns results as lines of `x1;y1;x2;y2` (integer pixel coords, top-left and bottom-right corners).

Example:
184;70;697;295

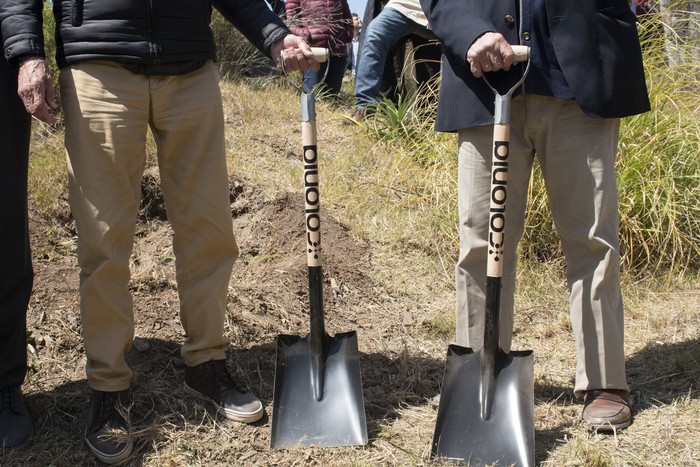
0;58;33;388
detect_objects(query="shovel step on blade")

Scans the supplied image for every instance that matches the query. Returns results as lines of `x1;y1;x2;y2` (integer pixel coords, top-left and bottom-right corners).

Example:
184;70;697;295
432;344;534;466
270;331;367;449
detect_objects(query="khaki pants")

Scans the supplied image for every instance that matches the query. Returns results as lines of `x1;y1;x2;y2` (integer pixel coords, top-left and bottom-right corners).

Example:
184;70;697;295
455;94;628;397
60;61;238;391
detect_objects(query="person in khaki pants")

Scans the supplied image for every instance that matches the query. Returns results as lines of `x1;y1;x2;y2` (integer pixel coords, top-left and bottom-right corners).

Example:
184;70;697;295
2;0;319;463
422;0;650;431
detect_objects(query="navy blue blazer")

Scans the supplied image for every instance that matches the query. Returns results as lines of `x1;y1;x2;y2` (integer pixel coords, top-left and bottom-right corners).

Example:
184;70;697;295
421;0;650;131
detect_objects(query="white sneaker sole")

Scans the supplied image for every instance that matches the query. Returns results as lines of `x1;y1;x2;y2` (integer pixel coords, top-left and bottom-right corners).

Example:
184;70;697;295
85;437;133;465
183;383;263;424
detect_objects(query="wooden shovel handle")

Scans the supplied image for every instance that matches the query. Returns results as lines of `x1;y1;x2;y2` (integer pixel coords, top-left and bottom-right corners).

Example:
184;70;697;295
487;123;509;278
310;47;328;63
302;119;321;267
511;45;529;63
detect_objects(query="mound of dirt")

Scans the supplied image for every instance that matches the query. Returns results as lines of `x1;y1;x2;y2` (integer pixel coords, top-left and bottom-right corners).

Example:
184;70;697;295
18;171;447;466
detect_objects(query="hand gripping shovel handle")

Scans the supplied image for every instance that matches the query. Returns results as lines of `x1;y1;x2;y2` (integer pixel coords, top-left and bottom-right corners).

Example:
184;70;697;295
280;46;328;65
279;47;329;94
481;45;530;420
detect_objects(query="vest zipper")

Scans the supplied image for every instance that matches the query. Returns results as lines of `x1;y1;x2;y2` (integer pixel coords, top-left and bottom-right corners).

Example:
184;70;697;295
148;0;162;63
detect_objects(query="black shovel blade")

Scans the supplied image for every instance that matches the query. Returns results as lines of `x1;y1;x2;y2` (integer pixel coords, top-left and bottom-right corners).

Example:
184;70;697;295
270;331;367;448
432;344;534;466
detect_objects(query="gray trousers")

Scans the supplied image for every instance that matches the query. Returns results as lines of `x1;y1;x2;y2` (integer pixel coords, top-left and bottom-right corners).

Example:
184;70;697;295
455;94;628;397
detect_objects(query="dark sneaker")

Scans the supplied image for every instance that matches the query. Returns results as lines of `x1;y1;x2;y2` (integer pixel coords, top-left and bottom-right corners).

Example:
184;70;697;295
184;360;263;423
84;389;133;465
0;385;33;448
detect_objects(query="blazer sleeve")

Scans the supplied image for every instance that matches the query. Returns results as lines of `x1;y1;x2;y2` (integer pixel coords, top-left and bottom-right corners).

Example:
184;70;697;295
420;0;500;67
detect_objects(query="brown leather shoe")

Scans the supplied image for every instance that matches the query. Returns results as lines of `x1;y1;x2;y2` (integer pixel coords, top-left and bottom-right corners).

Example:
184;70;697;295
352;109;365;123
582;389;631;432
342;109;365;125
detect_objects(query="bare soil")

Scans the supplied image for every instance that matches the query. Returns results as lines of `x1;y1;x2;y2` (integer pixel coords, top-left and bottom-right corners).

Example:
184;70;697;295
15;172;450;466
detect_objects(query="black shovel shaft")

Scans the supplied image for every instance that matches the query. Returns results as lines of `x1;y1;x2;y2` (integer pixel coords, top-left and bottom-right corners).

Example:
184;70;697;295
308;265;325;400
302;91;327;401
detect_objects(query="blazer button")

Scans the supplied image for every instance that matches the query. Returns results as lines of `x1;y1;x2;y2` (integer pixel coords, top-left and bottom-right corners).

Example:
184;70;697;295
522;31;531;41
504;15;514;24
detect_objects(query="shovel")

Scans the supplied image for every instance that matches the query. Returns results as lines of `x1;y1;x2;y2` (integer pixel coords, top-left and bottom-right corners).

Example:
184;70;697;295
431;45;535;466
270;47;368;449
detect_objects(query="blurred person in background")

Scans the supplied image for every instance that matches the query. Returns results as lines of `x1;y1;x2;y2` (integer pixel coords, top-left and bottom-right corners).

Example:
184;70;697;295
349;0;432;122
347;12;363;78
286;0;355;95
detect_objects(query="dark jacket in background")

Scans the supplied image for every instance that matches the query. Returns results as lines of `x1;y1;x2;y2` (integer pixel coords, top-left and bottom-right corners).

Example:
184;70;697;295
421;0;651;132
1;0;290;68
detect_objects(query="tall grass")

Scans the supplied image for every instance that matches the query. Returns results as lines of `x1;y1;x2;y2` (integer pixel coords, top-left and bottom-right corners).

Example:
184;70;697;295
357;75;459;270
365;11;700;280
27;8;700;280
616;24;700;276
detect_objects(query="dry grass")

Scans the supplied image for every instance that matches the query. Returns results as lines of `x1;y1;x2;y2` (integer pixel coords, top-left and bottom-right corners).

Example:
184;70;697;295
215;80;700;466
6;74;700;467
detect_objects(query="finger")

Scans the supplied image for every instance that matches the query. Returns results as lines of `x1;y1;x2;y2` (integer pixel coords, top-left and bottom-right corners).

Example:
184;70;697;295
23;78;57;124
289;38;319;71
302;48;321;71
279;48;294;71
500;43;515;70
479;55;492;72
487;51;503;71
281;49;301;72
34;102;57;125
466;50;482;78
20;90;35;115
467;58;483;78
291;47;310;71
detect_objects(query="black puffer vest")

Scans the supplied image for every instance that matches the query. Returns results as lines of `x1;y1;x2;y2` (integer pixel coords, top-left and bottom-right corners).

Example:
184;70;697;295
2;0;289;68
